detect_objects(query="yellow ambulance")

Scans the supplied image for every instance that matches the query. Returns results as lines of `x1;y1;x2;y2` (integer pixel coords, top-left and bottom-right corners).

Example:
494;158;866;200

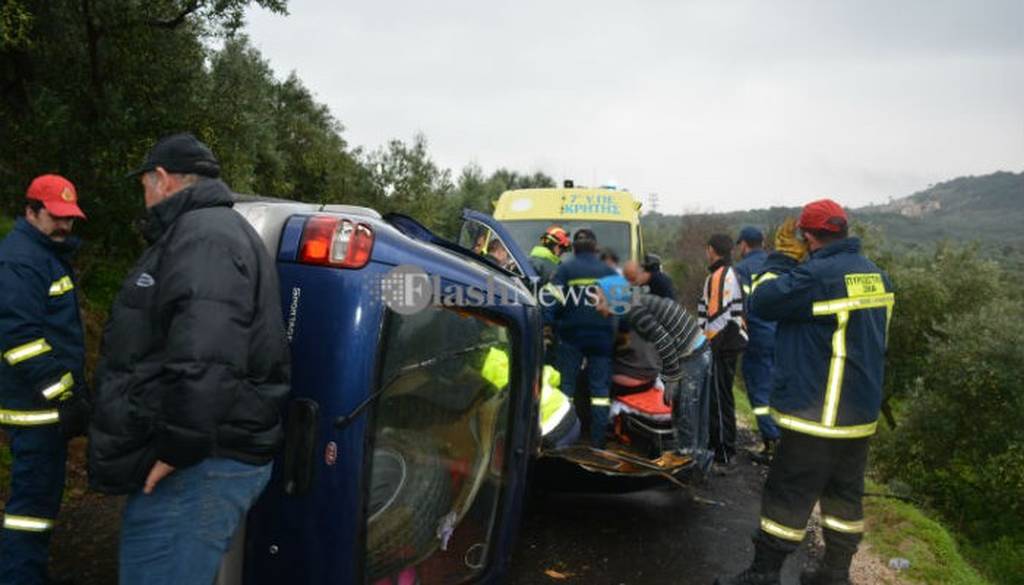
493;184;644;263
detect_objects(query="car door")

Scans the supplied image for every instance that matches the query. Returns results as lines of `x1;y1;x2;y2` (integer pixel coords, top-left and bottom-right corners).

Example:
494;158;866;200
459;209;539;283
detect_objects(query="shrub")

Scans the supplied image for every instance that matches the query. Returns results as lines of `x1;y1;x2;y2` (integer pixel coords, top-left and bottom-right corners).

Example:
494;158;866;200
874;298;1024;560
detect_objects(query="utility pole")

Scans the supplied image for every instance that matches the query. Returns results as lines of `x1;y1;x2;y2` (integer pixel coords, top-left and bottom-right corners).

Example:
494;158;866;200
647;192;660;214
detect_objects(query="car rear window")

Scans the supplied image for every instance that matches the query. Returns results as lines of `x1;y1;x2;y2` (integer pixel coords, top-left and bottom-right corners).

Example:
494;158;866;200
365;306;514;584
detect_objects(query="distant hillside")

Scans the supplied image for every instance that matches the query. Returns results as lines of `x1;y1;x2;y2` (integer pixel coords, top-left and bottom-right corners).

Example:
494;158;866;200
642;170;1024;256
857;171;1024;247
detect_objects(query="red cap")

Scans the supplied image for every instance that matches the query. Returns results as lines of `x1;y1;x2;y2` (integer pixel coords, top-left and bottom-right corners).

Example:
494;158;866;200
798;198;846;232
25;175;86;219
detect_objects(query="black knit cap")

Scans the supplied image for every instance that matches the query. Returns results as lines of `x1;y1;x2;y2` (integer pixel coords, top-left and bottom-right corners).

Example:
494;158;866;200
127;133;221;178
707;233;734;258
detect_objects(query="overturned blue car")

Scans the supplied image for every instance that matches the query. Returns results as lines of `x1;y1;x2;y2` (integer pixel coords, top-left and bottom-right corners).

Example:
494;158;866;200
217;200;712;585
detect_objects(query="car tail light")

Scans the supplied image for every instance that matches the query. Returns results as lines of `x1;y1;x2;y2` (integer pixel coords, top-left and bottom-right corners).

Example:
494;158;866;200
299;216;374;269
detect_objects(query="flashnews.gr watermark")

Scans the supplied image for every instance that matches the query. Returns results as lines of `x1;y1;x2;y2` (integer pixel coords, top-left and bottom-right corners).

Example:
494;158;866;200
372;264;641;316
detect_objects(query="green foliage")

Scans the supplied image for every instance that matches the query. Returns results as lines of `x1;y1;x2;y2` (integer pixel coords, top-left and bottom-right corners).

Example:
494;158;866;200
0;1;33;49
641;212;733;310
874;293;1024;583
879;244;1004;400
966;537;1024;585
864;488;991;585
363;134;454;229
435;164;554;238
0;214;12;238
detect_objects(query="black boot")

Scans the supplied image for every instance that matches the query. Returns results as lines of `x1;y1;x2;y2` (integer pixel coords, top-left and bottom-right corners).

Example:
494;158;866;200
800;547;855;585
713;543;786;585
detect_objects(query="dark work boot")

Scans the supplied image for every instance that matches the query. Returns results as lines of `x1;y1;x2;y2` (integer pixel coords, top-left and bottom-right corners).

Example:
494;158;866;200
713;543;786;585
800;547;855;585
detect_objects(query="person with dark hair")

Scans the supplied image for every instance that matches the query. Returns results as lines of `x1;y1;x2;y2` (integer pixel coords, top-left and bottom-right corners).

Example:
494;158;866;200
716;200;894;585
0;175;90;584
600;248;621;273
698;233;748;466
89;133;291;584
548;228;617;447
734;227;780;463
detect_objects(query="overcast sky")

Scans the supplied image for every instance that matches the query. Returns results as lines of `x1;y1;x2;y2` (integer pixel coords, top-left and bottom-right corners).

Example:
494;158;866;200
245;0;1023;214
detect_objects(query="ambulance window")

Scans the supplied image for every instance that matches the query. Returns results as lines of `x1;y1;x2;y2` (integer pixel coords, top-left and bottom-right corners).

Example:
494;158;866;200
501;219;632;262
365;306;513;584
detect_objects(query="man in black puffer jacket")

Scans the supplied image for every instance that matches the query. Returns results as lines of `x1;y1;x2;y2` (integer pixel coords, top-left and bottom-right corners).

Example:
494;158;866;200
88;133;290;585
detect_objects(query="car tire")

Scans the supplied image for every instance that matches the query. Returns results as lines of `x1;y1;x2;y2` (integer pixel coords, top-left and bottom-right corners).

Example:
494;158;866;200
366;429;452;581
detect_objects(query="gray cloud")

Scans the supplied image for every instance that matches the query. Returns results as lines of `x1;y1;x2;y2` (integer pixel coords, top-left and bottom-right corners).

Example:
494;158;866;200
245;0;1024;212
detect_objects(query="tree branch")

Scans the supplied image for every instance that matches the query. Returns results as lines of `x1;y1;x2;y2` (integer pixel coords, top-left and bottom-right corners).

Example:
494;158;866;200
147;0;203;29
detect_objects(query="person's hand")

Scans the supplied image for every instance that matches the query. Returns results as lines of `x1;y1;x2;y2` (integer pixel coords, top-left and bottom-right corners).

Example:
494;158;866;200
774;217;809;261
143;461;176;494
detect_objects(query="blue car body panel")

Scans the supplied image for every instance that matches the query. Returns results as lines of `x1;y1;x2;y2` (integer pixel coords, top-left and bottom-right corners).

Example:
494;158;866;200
244;211;541;585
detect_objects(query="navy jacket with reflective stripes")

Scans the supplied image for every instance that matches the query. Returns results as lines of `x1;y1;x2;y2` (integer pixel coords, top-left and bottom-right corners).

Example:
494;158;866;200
0;218;84;414
750;238;893;439
548;251;617;354
734;248;776;351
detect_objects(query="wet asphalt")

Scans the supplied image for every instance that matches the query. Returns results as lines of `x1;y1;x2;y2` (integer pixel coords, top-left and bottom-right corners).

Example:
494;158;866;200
506;439;812;585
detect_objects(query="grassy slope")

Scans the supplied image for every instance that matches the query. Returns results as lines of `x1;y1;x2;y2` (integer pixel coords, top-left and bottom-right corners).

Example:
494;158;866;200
732;377;990;585
864;484;990;585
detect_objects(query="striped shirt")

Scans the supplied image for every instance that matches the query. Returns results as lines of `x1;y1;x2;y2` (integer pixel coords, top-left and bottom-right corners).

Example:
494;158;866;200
698;263;748;347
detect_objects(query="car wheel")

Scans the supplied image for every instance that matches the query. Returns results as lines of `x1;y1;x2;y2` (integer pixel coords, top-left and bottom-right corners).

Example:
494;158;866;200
366;429;452;581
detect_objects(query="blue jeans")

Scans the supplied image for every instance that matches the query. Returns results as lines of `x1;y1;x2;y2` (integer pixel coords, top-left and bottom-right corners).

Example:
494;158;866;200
556;342;612;448
741;349;780;441
119;458;272;585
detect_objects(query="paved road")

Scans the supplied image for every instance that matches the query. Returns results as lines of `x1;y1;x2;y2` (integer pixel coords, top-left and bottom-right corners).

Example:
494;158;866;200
45;432;816;585
507;434;813;585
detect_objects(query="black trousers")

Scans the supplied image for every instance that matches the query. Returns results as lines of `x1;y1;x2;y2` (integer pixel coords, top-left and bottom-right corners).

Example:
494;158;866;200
708;351;738;462
757;429;869;555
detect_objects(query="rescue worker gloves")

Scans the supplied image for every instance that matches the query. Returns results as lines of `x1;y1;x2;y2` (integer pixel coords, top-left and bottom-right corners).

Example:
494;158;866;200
774;218;809;262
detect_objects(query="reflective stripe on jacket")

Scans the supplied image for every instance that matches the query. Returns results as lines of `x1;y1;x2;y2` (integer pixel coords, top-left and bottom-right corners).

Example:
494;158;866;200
698;262;747;353
0;218;84;421
529;245;560;284
750;238;893;439
734;248;776;350
481;348;571;436
546;252;617;354
539;365;571;436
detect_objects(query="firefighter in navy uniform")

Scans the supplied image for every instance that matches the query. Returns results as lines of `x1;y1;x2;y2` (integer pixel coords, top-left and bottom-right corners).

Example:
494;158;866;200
0;175;90;585
733;226;781;463
547;228;617;448
714;200;894;585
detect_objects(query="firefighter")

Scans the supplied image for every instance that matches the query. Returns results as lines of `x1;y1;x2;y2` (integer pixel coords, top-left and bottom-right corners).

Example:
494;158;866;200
0;175;90;584
733;226;781;463
548;228;617;448
715;200;894;585
529;225;571;284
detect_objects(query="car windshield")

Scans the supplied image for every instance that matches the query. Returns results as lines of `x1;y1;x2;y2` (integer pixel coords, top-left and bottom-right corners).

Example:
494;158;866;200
499;220;631;261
